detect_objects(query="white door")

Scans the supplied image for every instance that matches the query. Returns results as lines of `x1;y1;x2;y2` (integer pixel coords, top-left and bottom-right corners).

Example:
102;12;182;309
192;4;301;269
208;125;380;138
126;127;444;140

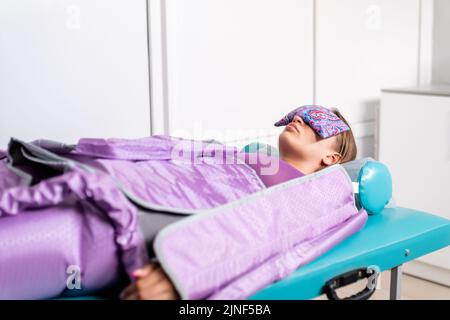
0;0;151;148
160;0;314;148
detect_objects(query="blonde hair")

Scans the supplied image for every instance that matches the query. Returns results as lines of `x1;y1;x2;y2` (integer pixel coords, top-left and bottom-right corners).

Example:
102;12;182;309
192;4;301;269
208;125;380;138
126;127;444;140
331;108;357;164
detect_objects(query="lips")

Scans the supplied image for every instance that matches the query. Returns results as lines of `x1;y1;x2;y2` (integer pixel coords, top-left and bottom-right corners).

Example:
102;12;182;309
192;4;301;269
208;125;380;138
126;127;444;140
287;123;300;134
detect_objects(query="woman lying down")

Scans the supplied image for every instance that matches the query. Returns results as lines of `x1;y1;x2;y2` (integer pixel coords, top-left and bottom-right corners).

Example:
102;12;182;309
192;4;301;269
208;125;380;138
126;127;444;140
121;106;357;300
0;105;359;300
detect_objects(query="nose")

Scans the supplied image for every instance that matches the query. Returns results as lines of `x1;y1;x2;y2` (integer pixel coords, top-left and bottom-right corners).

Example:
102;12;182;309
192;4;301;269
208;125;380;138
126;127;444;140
292;115;304;125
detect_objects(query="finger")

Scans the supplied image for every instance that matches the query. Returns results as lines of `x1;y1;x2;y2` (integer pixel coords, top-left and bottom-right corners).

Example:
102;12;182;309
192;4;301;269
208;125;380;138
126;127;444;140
132;263;157;279
148;278;173;292
135;273;176;298
156;292;178;300
119;283;138;300
135;267;166;288
124;291;140;300
135;276;168;297
138;286;178;300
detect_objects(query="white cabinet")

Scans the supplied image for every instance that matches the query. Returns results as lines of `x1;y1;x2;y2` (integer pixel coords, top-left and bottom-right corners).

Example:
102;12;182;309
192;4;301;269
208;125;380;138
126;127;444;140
162;0;314;145
0;0;151;148
379;86;450;285
153;0;425;154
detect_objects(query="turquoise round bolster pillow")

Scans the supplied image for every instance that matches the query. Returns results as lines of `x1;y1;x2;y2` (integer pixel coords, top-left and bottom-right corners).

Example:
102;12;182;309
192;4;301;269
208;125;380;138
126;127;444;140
341;158;393;215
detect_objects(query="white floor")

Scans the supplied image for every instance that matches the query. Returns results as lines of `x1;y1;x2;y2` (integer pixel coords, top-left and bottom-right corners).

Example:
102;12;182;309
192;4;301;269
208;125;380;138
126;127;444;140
315;270;450;300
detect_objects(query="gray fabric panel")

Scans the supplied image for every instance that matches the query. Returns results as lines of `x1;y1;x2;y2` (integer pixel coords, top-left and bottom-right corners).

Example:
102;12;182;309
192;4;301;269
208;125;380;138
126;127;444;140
7;139;67;184
341;157;373;182
31;139;76;154
137;210;188;258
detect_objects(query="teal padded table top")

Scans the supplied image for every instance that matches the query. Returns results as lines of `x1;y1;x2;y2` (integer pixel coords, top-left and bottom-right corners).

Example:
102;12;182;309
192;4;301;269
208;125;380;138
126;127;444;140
250;207;450;300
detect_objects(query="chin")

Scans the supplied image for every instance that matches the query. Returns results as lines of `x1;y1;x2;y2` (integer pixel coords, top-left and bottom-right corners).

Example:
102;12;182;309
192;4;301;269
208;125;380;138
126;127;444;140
278;131;301;156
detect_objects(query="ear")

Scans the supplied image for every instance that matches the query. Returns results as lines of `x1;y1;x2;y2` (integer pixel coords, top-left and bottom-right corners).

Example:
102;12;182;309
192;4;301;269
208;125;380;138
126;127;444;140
322;152;342;166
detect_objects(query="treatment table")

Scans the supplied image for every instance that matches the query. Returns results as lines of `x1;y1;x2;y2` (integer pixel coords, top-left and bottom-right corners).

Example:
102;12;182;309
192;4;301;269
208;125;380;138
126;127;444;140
4;139;446;300
2;139;448;300
54;148;450;300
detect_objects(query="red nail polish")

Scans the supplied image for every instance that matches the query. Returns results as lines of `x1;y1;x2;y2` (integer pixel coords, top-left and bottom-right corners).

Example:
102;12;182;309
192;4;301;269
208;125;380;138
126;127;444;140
131;270;140;278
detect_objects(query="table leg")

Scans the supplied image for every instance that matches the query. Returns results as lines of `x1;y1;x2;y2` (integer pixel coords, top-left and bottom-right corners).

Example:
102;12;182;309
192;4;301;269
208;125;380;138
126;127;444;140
390;265;403;300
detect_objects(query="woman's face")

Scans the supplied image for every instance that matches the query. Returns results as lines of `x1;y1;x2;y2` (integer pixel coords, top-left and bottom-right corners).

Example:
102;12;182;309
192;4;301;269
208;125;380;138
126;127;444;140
278;115;339;169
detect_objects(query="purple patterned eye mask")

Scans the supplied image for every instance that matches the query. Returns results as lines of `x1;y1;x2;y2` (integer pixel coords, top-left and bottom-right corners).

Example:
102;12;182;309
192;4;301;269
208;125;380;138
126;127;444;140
274;105;350;138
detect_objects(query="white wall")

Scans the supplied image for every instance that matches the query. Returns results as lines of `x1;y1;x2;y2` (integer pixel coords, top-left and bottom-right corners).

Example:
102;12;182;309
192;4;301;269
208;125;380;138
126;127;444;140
316;0;422;160
0;1;435;159
0;0;151;148
150;0;429;158
432;0;450;84
158;0;314;149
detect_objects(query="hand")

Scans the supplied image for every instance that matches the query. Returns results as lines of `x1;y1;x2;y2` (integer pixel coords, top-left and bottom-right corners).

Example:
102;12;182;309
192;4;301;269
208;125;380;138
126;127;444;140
120;263;179;300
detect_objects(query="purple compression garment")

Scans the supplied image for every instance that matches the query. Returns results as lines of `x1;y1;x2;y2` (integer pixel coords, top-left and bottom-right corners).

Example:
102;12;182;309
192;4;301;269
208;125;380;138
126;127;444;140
154;165;366;299
67;135;266;212
0;166;147;299
0;193;121;299
0;136;366;299
0;136;265;298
